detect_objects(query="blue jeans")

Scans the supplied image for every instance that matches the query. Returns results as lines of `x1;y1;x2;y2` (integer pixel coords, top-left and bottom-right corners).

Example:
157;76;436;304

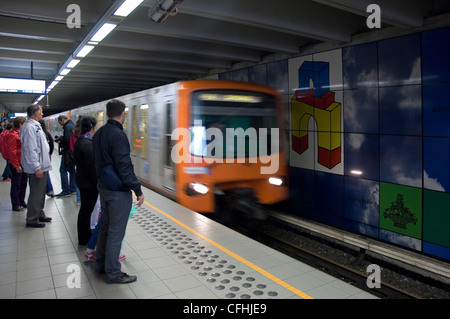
95;188;132;280
59;155;76;193
2;159;11;180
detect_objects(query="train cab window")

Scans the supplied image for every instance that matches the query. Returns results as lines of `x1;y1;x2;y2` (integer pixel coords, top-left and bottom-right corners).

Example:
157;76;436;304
190;90;277;159
139;104;148;158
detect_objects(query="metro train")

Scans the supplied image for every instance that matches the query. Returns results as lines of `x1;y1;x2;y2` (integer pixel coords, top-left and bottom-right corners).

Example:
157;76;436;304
45;80;288;216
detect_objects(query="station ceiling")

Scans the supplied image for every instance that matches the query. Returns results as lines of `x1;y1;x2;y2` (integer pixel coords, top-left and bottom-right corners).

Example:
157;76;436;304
1;0;450;115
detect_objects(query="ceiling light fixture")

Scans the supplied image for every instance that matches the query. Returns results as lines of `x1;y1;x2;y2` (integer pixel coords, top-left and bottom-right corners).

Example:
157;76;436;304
114;0;144;17
41;0;144;105
148;0;184;23
67;59;80;68
76;44;95;58
90;23;117;42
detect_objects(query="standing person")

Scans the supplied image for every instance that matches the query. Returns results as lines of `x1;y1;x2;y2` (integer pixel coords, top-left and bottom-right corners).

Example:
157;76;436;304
20;104;52;228
70;116;84;206
54;115;76;197
74;116;98;245
93;99;144;284
6;117;28;211
0;123;13;181
39;120;56;197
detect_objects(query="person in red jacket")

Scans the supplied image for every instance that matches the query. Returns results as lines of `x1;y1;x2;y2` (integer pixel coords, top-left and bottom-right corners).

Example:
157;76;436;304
0;123;13;181
6;117;28;211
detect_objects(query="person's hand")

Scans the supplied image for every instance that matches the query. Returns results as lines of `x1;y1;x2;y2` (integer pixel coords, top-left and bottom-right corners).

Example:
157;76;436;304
136;194;144;206
35;169;44;179
16;166;22;173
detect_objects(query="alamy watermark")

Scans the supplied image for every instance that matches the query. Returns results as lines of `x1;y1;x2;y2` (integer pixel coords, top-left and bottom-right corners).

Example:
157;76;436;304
66;4;81;29
171;121;280;175
366;264;381;289
367;4;381;29
66;264;81;288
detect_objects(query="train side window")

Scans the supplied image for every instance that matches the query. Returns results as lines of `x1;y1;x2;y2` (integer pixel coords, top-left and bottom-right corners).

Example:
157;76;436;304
123;107;128;135
139;104;148;158
131;105;138;156
97;111;104;128
165;102;174;167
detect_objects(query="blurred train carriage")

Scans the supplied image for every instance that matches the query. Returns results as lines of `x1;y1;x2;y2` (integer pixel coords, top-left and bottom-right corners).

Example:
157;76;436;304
44;80;288;216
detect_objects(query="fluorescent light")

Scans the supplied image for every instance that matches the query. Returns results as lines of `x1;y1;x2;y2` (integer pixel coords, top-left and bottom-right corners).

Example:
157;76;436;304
350;170;363;175
48;80;59;89
76;44;95;58
90;23;117;42
60;68;71;76
67;59;80;68
140;104;149;109
114;0;144;17
55;76;64;81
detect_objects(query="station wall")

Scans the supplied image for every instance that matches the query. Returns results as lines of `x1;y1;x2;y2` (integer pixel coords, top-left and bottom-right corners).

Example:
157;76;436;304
216;25;450;262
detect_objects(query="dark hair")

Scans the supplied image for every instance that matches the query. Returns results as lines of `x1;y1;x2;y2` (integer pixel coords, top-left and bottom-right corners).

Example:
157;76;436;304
80;116;97;134
27;104;41;117
12;116;26;129
106;99;126;118
39;119;48;131
58;115;68;121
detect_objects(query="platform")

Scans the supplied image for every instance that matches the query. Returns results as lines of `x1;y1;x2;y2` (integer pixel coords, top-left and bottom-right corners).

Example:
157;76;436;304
0;155;377;299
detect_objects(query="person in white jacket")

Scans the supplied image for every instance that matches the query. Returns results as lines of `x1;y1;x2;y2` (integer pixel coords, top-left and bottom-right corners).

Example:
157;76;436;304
20;104;52;228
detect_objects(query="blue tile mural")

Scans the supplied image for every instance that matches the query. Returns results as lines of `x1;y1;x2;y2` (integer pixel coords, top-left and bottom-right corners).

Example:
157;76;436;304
216;26;450;261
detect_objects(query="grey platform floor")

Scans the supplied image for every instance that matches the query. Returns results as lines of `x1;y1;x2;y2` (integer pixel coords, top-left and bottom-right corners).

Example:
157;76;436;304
0;155;377;299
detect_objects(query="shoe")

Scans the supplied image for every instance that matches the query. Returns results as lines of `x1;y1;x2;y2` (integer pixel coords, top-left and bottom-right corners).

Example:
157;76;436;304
20;203;27;208
119;254;126;261
85;250;96;261
4;178;11;182
106;272;137;284
26;222;45;228
12;206;24;212
47;192;56;197
39;217;52;222
56;192;70;197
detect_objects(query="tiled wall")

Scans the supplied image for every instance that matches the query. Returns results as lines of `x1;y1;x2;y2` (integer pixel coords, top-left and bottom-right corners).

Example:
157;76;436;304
217;25;450;262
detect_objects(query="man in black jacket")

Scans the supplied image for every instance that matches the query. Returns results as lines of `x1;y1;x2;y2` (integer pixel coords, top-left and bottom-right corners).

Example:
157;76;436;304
93;99;144;284
55;115;76;196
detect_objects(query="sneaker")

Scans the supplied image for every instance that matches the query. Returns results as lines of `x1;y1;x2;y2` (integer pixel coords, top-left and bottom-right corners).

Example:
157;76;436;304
119;254;126;261
106;272;136;284
85;250;96;261
26;222;45;228
56;192;70;197
47;192;56;197
12;206;24;212
4;178;11;182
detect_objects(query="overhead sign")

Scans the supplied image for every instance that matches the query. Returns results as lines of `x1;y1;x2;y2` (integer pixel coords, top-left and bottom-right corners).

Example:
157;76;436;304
0;77;46;94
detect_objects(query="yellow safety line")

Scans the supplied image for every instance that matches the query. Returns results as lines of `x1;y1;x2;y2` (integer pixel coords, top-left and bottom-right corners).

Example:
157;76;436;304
143;200;314;299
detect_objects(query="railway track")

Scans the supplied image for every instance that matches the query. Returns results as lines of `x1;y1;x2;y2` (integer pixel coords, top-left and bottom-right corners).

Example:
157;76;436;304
210;208;450;299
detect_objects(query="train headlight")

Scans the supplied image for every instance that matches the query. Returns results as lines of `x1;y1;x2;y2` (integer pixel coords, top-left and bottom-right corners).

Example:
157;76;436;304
186;182;209;196
268;177;283;186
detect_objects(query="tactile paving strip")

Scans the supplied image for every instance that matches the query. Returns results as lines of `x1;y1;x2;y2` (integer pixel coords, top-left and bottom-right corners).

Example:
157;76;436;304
131;206;282;299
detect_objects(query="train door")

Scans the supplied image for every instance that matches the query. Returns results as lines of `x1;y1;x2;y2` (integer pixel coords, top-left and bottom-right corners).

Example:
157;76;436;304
162;99;175;193
129;97;149;181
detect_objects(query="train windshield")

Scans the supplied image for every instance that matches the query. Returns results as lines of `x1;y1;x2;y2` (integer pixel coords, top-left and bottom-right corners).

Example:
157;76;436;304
190;89;278;159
